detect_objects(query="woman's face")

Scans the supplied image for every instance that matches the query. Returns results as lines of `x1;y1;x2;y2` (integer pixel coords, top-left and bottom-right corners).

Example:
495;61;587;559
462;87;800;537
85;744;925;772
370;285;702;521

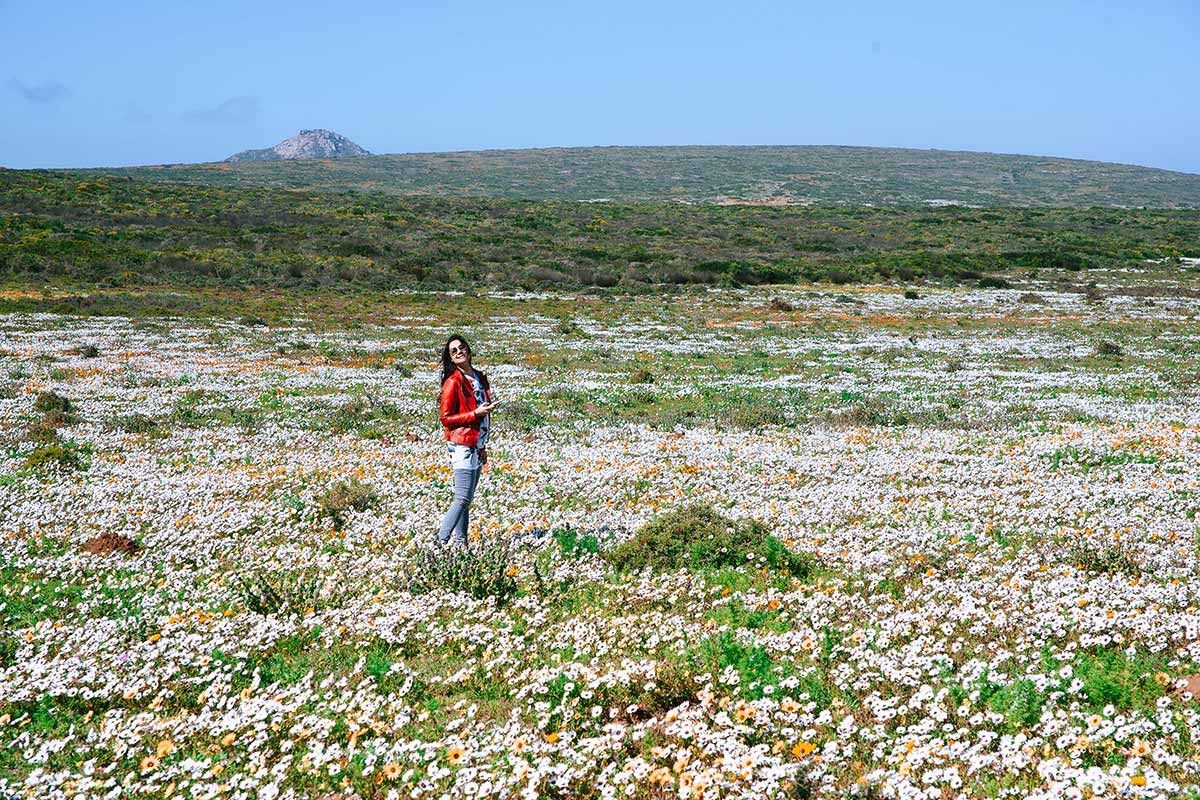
448;339;471;369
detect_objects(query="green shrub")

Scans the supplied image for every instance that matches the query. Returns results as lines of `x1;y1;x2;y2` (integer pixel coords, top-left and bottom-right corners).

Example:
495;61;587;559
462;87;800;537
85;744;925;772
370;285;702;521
407;540;518;606
235;570;324;616
111;412;165;436
24;440;90;471
1067;539;1142;576
1095;340;1123;357
553;527;601;558
33;391;73;415
629;367;655;384
315;478;379;530
608;504;814;577
500;399;545;432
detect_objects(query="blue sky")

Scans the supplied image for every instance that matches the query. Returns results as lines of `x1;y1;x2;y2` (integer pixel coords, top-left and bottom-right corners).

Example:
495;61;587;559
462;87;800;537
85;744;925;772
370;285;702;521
2;0;1197;172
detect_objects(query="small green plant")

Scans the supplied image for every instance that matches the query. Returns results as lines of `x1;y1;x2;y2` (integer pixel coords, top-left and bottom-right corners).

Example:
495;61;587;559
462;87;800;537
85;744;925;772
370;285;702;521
315;478;379;530
33;391;73;415
555;319;585;336
903;289;921;300
629;367;655;384
608;504;814;577
553;527;601;558
1067;538;1142;576
500;399;545;432
111;412;166;436
407;540;518;606
234;570;324;616
24;440;91;471
1095;340;1123;357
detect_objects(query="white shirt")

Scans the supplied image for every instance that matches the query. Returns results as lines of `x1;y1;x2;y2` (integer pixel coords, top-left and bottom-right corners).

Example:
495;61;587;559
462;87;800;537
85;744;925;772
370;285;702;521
447;370;488;470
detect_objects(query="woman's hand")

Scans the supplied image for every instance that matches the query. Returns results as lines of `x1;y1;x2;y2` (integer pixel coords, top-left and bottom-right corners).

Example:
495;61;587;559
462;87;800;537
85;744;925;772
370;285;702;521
474;401;497;418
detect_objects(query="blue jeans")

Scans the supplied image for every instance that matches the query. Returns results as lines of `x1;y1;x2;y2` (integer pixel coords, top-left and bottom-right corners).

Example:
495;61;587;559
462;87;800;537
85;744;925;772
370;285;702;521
438;467;481;546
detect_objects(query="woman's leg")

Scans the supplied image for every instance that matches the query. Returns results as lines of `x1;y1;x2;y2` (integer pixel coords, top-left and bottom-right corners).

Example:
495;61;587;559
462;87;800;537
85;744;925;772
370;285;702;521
452;467;481;544
437;468;477;545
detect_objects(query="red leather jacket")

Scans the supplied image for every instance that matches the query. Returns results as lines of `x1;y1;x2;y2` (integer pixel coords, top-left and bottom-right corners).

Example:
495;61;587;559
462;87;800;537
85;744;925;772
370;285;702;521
439;368;491;447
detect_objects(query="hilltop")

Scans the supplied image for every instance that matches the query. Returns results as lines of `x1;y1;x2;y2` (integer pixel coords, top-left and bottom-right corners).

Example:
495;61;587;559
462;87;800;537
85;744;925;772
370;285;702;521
95;144;1200;208
225;129;370;162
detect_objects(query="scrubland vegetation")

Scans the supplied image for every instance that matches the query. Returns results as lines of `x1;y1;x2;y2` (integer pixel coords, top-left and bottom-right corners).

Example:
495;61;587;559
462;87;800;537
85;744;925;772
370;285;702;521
2;170;1198;294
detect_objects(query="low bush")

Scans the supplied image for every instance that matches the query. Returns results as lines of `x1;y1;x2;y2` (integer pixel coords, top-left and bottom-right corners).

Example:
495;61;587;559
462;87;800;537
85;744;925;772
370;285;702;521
500;399;545;432
553;527;601;558
33;391;73;415
607;504;814;577
24;440;90;471
629;367;655;384
111;412;165;436
1067;539;1142;577
235;570;324;616
315;478;379;530
407;539;518;606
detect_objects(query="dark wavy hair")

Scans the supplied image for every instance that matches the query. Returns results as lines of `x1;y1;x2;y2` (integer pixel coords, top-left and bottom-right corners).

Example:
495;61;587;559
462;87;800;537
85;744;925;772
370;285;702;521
440;334;488;389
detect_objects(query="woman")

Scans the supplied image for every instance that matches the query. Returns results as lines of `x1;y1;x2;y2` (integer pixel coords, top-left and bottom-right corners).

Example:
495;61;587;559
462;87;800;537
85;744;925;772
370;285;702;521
436;334;498;546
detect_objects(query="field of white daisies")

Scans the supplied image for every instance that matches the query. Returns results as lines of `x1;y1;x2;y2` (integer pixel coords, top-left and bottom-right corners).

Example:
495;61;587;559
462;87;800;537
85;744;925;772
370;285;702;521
3;281;1200;800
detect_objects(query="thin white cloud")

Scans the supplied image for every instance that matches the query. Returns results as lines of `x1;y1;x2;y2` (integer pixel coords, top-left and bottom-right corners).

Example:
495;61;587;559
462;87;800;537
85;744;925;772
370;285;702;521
7;78;70;103
183;95;259;125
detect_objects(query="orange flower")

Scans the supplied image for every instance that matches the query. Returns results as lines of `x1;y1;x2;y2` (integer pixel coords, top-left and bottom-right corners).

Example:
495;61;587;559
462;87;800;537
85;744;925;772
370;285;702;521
544;731;559;744
791;741;816;758
1131;775;1147;787
446;745;466;766
381;763;402;781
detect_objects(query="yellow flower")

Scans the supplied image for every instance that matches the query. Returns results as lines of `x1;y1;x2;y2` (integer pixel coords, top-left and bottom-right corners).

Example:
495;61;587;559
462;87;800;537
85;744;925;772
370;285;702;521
156;739;175;758
381;763;402;781
544;731;559;744
446;745;466;766
139;755;159;772
1130;739;1152;757
780;697;800;714
1131;775;1147;787
220;732;237;747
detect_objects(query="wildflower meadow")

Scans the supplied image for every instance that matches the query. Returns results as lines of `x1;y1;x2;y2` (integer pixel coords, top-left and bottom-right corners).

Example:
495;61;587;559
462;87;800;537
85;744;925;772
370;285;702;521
2;282;1200;800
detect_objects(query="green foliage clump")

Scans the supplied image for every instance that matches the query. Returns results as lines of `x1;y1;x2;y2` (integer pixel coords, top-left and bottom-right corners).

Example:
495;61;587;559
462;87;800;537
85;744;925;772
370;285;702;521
315;478;379;530
407;540;518;606
499;399;545;432
33;391;73;415
1067;539;1143;577
553;527;601;558
608;504;814;577
111;412;165;436
24;439;90;471
234;571;324;616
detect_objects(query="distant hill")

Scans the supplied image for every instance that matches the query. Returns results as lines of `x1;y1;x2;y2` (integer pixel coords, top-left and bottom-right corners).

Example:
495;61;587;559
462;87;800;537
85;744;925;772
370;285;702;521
95;145;1200;208
225;129;370;162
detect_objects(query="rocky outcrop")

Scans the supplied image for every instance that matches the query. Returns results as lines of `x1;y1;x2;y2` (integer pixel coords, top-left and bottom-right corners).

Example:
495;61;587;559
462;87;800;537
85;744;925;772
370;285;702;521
225;129;370;162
